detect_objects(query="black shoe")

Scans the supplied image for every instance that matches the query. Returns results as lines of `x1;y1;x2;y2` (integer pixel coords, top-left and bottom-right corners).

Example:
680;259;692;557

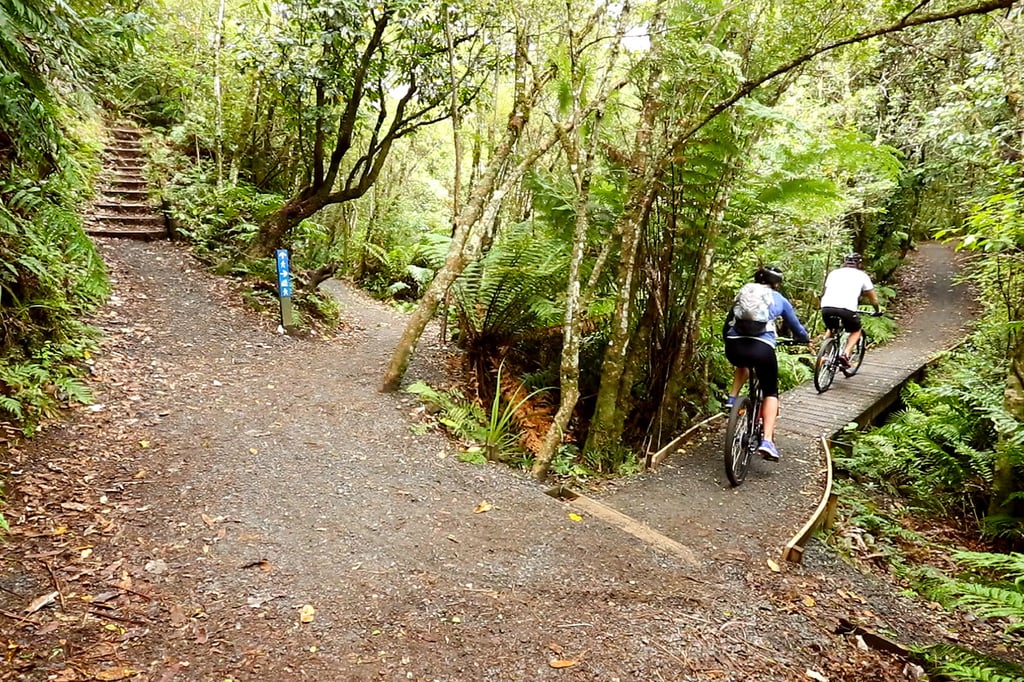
838;354;850;368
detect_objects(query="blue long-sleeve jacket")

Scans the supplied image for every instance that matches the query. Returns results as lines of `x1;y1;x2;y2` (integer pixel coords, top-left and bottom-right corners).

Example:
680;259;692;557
723;290;809;348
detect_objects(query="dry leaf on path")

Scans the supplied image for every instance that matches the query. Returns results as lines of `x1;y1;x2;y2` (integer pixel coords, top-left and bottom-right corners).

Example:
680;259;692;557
25;591;59;614
549;659;578;669
94;668;138;681
567;513;583;522
802;595;816;607
766;558;781;573
805;670;828;682
473;501;492;513
299;604;316;623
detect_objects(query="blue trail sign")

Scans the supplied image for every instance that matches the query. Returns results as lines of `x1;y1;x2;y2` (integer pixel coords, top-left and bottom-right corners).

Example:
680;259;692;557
276;249;294;331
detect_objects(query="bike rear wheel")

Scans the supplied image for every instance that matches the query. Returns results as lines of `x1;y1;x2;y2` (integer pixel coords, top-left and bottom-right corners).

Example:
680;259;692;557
842;333;867;377
813;337;839;393
724;396;756;486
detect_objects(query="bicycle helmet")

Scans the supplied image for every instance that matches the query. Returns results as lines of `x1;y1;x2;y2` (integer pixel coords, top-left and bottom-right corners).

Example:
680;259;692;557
753;265;784;287
843;252;863;267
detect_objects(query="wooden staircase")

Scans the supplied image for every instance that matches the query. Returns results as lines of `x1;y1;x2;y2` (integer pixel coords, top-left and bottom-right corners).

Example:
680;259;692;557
84;123;168;240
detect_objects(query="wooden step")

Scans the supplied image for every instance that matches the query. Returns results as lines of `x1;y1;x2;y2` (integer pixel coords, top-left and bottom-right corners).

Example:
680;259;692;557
103;178;147;189
85;225;168;240
89;213;166;228
105;146;145;157
93;201;154;212
99;188;150;200
108;157;146;168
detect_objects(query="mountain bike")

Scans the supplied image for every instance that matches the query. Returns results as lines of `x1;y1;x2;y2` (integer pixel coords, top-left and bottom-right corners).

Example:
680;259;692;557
724;368;765;487
813;308;883;393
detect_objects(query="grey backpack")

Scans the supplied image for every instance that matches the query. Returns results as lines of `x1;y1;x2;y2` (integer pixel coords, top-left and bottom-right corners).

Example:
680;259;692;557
732;283;775;336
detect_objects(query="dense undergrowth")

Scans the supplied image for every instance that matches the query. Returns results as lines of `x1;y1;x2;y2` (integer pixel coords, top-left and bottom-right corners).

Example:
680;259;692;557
830;322;1024;679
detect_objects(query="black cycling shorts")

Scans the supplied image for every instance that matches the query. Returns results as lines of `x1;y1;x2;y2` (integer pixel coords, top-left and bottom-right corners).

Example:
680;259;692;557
724;337;779;398
821;307;862;334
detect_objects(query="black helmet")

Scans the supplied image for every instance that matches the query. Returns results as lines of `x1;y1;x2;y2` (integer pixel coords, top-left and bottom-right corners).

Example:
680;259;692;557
754;265;784;287
843;252;863;266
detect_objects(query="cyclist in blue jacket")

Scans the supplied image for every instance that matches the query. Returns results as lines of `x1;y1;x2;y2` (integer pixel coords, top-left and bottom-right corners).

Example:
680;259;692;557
723;266;810;462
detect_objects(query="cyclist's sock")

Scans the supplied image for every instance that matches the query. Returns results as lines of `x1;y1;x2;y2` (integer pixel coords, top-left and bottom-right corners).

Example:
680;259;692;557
725;395;736;408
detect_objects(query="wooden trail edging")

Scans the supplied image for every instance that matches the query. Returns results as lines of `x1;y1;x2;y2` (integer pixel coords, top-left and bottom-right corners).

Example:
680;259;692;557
782;436;836;563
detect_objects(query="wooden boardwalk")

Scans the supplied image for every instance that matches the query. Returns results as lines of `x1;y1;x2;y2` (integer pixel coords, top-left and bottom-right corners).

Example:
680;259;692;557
781;342;940;440
586;244;977;566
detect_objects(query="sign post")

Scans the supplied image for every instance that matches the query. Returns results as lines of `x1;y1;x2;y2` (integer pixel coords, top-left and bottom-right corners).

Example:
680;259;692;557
276;249;295;333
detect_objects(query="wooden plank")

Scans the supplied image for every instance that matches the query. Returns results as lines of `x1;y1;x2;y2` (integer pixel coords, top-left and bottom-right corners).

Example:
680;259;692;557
569;493;698;566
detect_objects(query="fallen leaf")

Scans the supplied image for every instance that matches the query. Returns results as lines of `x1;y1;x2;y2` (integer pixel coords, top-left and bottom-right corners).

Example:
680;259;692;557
169;603;188;627
767;558;781;573
25;591;59;614
549;659;578;669
95;667;137;680
249;448;258;455
299;604;316;623
473;501;492;514
61;502;90;512
805;670;828;682
567;513;583;522
139;440;150;448
802;595;816;607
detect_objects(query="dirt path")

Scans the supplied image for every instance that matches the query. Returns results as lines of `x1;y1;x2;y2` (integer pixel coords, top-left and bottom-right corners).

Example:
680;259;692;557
0;240;1005;682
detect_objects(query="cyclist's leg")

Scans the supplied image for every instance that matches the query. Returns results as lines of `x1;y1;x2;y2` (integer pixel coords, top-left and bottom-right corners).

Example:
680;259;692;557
724;339;751;405
839;310;863;357
758;359;780;441
729;366;749;398
749;343;781;460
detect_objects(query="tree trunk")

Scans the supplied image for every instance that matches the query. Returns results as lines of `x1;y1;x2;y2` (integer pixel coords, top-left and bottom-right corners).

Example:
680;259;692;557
989;322;1024;519
251;192;324;257
583;188;655;454
382;22;567;391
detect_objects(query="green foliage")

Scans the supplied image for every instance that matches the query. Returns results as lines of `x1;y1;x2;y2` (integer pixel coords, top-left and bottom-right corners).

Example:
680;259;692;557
548;445;597;480
838;327;1020;527
924;550;1024;637
452;224;568;347
777;346;812;393
0;166;107;432
404;373;547;465
481;362;549;462
919;644;1024;682
404;380;487;444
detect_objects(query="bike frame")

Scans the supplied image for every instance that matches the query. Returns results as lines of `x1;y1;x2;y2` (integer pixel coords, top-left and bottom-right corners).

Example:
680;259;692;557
724;370;764;487
814;310;871;393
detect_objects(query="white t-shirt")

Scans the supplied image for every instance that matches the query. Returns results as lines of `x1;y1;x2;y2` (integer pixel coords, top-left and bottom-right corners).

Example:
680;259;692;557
820;267;874;311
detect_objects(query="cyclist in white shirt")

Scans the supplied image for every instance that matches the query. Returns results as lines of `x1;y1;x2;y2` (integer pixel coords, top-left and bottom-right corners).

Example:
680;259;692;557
819;252;881;367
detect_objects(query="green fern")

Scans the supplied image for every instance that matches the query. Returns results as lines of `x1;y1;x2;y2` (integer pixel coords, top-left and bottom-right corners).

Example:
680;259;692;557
919;644;1024;682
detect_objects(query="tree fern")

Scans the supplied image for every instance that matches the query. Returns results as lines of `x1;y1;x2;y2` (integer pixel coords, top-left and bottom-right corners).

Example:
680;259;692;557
451;223;569;348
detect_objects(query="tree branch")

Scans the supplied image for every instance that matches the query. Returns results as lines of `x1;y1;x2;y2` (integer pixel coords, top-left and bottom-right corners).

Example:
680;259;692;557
670;0;1019;154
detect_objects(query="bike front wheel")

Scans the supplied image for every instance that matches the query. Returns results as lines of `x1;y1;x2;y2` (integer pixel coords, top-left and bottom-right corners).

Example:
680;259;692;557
813;337;839;393
842;333;867;377
724;396;756;486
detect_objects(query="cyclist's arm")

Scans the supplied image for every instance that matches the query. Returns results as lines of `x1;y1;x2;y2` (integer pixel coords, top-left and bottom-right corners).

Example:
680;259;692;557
862;286;881;313
777;298;810;344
